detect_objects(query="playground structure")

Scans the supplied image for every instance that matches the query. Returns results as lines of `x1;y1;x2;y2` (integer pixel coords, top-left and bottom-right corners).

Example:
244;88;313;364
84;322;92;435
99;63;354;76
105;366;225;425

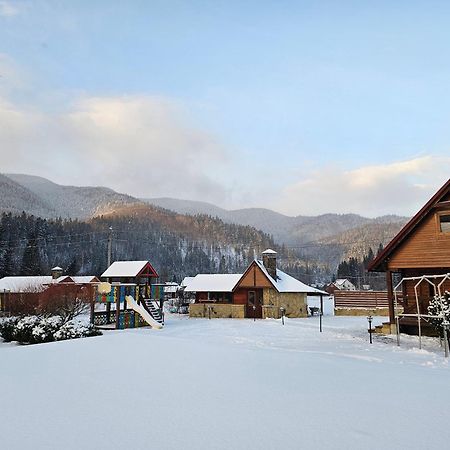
90;261;165;330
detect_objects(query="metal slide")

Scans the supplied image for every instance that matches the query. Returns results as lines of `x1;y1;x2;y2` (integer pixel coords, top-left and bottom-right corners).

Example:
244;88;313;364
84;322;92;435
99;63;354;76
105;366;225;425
125;295;163;330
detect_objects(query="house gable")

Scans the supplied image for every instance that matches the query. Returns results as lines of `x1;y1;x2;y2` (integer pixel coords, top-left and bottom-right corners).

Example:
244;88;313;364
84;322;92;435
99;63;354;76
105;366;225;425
234;261;274;290
369;179;450;271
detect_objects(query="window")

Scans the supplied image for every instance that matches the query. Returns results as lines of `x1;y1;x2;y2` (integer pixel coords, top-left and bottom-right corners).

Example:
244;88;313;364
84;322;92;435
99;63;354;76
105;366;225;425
209;292;232;302
439;214;450;233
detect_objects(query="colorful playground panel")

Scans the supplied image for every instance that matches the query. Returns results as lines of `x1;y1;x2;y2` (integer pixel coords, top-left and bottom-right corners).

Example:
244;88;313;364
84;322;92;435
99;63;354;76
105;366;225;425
96;285;164;303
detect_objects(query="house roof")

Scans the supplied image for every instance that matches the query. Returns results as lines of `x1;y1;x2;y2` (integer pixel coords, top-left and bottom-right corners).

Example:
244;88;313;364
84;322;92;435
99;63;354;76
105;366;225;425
71;276;100;284
101;261;158;278
369;178;450;272
0;275;100;293
0;276;52;293
253;260;328;295
184;274;243;293
164;282;179;293
180;276;195;288
262;249;277;255
185;260;327;296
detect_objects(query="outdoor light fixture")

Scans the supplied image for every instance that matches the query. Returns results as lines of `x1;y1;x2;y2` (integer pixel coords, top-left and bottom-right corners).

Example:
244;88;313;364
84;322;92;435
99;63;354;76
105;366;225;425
367;315;373;344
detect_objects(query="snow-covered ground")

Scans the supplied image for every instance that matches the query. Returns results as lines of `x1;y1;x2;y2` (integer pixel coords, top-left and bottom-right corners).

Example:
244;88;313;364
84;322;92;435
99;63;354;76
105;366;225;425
0;315;449;450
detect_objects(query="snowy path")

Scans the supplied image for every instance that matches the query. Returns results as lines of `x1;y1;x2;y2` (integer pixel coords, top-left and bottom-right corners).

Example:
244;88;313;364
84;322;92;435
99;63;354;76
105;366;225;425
0;316;449;450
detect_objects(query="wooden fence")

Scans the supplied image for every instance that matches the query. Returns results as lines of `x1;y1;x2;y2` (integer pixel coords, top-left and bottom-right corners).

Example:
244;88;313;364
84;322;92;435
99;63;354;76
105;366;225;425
334;290;393;309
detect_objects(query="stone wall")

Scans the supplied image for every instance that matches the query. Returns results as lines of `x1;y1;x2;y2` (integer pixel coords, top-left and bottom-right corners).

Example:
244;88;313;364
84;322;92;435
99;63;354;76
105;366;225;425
262;290;307;318
334;307;389;316
189;303;245;319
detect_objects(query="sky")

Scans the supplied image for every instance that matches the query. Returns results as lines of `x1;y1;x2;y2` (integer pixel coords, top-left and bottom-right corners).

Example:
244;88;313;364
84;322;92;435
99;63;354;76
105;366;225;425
0;0;449;217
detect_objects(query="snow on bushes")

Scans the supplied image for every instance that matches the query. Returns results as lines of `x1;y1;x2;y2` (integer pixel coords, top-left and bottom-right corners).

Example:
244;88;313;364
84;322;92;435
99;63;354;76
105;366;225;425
54;321;100;341
427;291;450;332
0;315;101;344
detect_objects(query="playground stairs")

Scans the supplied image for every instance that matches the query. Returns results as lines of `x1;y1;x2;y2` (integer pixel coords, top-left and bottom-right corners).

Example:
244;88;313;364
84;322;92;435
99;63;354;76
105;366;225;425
142;299;164;324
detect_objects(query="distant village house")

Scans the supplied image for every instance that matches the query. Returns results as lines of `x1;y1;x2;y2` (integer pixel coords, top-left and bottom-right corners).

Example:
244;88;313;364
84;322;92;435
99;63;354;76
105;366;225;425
325;278;356;294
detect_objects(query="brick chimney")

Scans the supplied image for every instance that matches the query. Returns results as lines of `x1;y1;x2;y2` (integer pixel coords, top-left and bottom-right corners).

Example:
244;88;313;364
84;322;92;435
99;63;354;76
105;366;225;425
51;266;63;280
262;249;277;280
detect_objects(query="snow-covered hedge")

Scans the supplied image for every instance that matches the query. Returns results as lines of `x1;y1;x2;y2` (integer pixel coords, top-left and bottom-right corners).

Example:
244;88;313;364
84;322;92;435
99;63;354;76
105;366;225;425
0;316;102;344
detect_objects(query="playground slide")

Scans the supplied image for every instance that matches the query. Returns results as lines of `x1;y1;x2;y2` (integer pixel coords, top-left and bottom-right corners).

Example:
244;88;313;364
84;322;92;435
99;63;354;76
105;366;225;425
125;295;163;330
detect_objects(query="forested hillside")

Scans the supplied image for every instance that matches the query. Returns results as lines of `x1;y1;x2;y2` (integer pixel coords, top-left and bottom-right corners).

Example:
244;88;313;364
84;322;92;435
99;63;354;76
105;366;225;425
0;173;408;284
0;208;285;282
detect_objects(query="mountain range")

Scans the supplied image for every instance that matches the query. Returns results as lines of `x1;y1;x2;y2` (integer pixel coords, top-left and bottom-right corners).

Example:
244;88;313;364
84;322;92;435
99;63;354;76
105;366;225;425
0;173;409;274
143;197;407;250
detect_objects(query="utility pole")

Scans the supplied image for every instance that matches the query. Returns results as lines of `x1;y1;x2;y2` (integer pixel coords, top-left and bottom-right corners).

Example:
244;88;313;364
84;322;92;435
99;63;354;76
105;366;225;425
107;226;113;267
106;226;113;325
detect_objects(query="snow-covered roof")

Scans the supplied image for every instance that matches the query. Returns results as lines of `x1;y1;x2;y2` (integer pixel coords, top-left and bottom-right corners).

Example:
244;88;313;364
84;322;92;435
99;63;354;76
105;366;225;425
0;276;52;293
184;274;242;293
164;282;179;293
334;279;355;288
71;276;99;284
262;249;277;255
180;276;195;288
102;261;149;278
182;259;327;296
0;275;100;293
51;266;63;271
254;260;328;295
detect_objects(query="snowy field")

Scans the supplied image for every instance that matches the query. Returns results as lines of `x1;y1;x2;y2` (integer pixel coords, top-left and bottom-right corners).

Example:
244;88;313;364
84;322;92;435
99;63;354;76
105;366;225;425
1;315;449;450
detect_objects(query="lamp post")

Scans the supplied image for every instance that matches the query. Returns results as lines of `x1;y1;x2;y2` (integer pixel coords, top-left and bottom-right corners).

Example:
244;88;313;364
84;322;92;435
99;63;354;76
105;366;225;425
253;304;256;322
280;307;285;325
367;315;373;344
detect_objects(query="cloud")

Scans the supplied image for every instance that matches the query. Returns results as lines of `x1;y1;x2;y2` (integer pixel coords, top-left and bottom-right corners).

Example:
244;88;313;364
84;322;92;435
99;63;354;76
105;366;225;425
0;1;21;17
0;94;231;203
276;156;450;217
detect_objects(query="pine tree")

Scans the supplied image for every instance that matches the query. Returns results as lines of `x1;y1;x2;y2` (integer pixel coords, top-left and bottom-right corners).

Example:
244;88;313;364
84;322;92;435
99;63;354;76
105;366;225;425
20;232;42;276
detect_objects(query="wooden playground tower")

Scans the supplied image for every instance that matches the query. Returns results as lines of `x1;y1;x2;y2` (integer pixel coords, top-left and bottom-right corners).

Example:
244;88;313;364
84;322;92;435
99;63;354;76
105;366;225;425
90;261;165;330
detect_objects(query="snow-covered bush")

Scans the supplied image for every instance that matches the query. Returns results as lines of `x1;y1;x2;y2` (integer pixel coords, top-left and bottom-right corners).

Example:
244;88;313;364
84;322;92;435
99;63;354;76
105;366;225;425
0;317;20;342
31;316;63;343
54;320;101;341
0;315;102;344
15;316;42;344
427;291;450;338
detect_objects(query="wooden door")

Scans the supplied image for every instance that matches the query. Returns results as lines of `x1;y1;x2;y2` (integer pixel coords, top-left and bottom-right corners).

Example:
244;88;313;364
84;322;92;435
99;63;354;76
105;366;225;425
246;290;263;319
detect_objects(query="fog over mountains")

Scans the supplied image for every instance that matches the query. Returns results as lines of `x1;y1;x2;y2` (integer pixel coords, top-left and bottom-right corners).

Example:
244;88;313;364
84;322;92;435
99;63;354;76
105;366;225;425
0;173;408;273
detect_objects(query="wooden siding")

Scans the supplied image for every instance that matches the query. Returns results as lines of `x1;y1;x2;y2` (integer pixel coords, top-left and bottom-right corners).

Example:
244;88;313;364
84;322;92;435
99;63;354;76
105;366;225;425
233;288;249;305
236;263;272;289
387;210;450;270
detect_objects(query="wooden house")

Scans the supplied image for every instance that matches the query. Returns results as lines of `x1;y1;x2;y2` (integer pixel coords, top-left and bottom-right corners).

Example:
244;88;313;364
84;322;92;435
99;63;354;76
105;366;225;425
368;178;450;334
0;271;99;315
325;278;357;295
186;249;327;319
